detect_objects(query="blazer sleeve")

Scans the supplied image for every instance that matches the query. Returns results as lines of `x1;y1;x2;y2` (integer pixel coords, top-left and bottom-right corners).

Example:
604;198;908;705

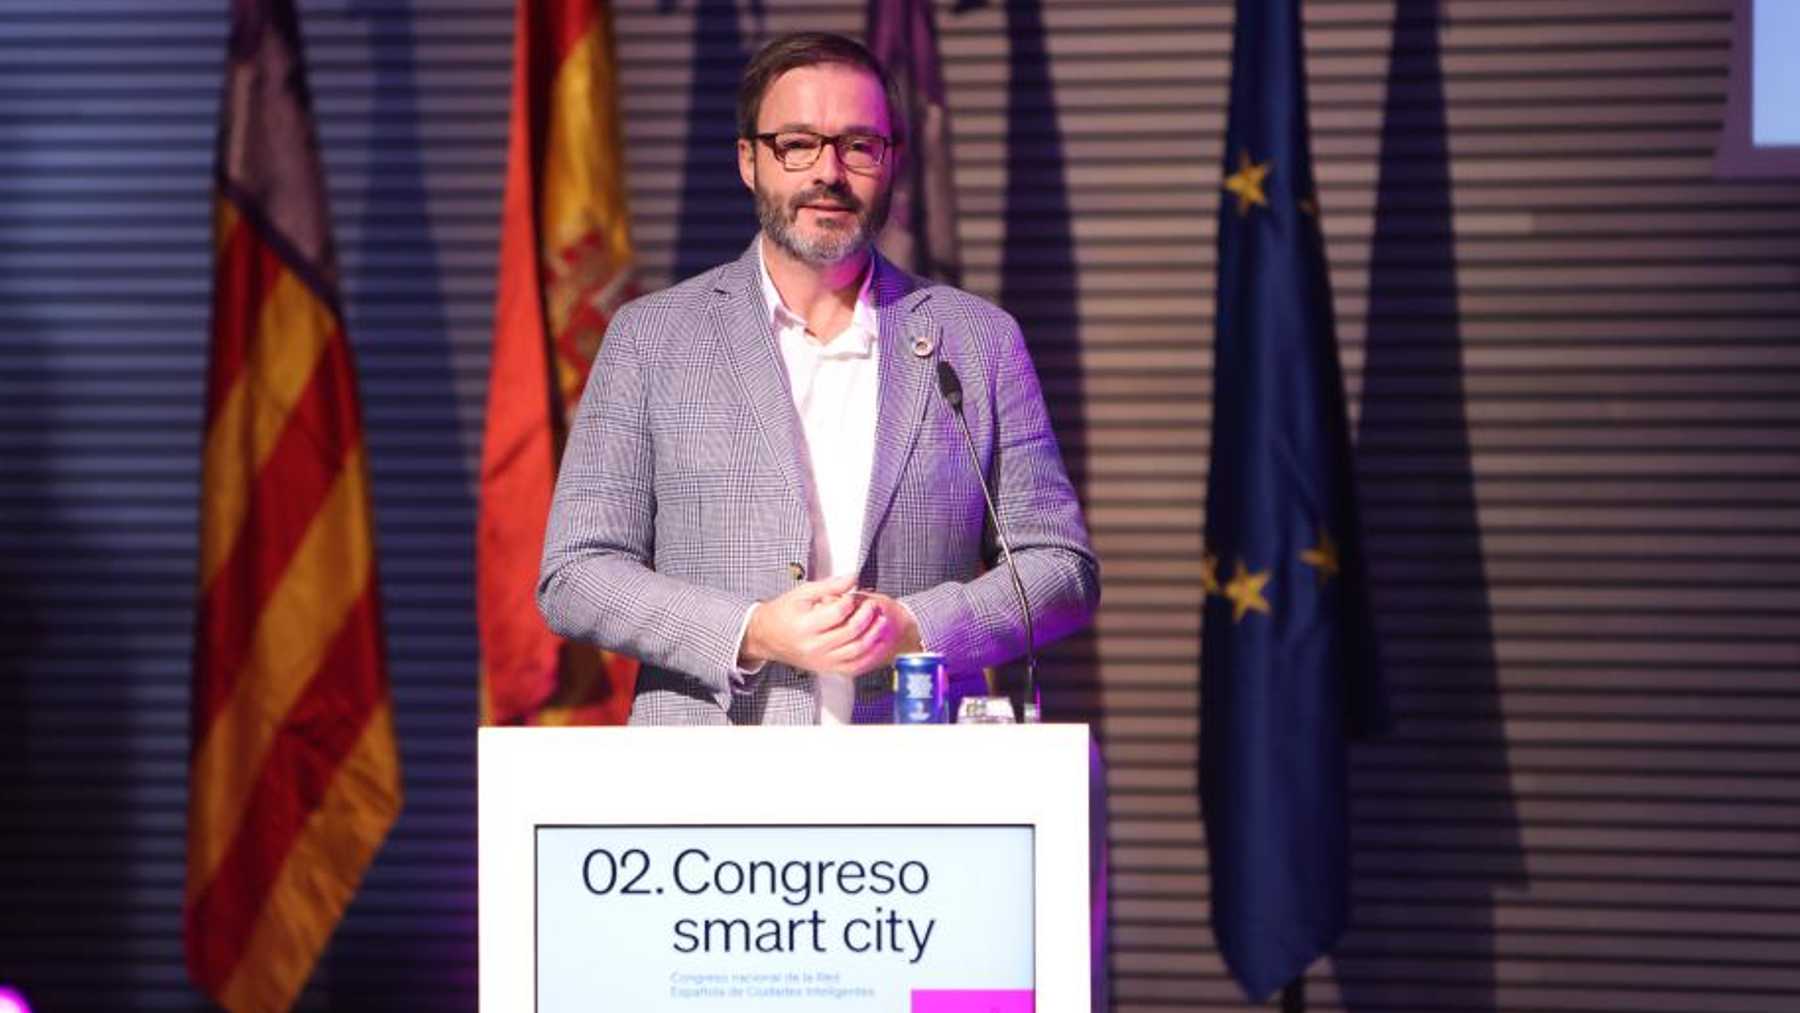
899;312;1101;672
536;302;758;699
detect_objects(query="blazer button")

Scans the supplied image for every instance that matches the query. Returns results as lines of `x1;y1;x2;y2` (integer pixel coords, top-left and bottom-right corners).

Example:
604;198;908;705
787;562;805;581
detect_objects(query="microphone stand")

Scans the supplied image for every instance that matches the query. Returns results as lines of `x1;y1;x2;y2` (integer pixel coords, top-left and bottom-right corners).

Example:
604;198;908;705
934;360;1038;722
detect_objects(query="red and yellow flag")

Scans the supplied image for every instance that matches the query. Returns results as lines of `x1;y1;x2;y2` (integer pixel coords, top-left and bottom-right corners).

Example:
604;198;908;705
479;0;640;726
186;3;401;1010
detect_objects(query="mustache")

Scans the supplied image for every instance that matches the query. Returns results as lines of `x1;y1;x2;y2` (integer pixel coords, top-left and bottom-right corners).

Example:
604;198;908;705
787;183;862;215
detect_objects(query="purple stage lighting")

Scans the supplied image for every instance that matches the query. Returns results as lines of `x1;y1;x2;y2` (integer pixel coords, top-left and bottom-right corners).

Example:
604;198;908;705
0;986;30;1013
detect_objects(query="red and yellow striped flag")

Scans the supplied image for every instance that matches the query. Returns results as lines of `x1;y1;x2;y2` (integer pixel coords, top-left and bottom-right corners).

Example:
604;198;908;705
186;3;401;1009
478;0;640;726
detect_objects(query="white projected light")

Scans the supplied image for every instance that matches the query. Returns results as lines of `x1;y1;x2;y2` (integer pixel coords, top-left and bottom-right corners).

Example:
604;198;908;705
1751;0;1800;146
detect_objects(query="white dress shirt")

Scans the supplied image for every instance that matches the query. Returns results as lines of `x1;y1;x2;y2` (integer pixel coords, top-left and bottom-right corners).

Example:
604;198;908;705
755;242;881;723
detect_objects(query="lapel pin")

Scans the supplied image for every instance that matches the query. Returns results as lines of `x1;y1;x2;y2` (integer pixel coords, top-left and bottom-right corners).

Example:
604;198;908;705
911;333;937;358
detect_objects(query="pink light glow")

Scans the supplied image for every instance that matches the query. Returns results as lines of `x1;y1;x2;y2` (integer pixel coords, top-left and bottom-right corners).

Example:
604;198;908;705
0;986;31;1013
912;990;1034;1013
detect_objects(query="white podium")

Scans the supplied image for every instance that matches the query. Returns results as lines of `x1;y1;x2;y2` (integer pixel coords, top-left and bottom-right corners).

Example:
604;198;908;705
479;724;1102;1012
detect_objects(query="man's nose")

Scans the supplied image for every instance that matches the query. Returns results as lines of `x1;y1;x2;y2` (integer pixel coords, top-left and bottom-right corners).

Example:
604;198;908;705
810;140;847;184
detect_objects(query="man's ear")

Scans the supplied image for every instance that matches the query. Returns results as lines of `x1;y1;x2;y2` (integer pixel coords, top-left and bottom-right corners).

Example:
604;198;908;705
736;138;756;191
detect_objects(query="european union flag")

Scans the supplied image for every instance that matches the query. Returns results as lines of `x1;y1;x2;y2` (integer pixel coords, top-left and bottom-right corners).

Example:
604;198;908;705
1201;0;1389;1002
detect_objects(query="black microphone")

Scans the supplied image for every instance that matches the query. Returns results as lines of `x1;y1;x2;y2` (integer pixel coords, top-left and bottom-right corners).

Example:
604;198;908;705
934;359;1038;722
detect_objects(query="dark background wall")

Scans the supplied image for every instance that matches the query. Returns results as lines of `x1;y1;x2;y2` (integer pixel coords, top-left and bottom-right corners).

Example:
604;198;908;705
2;1;1797;1010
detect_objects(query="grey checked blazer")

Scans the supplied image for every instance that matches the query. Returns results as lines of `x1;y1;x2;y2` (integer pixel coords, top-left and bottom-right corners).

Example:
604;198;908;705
537;239;1099;725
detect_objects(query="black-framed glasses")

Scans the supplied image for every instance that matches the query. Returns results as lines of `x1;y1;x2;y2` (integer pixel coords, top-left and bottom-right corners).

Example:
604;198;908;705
752;131;892;172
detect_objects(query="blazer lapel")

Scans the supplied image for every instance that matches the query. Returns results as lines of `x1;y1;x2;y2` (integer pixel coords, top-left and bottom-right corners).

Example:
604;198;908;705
857;255;937;574
712;241;812;517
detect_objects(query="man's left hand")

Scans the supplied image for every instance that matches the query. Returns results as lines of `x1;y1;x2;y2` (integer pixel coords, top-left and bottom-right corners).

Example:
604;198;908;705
816;591;923;677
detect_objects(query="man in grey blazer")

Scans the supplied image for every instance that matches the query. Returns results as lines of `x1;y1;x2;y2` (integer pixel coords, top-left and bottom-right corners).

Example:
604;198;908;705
537;32;1097;725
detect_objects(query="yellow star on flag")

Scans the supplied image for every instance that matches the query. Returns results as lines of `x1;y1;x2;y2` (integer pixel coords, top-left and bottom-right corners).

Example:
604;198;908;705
1223;559;1272;623
1202;552;1221;596
1223;150;1273;217
1300;528;1340;585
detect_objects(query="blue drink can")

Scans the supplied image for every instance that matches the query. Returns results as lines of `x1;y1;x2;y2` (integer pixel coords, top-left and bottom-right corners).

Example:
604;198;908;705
893;652;947;724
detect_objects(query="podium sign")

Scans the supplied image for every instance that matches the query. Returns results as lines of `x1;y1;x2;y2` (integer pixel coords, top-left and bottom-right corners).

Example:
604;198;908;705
480;725;1095;1011
537;824;1034;1004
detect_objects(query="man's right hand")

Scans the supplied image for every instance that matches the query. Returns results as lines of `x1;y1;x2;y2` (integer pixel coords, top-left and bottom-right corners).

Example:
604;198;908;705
739;574;881;673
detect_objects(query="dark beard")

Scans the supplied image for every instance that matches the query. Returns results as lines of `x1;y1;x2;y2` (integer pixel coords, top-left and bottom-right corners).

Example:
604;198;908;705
755;176;893;266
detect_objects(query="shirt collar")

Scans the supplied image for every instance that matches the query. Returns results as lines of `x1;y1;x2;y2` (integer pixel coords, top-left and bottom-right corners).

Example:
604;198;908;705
756;238;879;358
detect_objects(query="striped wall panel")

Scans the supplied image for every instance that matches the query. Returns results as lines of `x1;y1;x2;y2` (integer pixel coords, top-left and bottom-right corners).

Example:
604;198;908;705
1;0;1796;1010
0;3;221;1009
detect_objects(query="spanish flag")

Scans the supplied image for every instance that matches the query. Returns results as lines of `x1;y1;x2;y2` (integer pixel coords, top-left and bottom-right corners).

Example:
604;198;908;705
479;0;640;726
186;3;402;1010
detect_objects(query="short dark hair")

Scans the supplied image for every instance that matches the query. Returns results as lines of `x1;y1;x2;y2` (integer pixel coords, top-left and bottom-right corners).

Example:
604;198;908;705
737;32;906;144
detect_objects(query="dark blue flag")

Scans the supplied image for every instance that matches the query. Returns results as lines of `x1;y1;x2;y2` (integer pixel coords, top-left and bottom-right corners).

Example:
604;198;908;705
1201;0;1388;1002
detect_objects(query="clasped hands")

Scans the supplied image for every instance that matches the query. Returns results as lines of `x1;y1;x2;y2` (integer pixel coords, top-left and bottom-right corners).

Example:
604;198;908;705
738;574;922;677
